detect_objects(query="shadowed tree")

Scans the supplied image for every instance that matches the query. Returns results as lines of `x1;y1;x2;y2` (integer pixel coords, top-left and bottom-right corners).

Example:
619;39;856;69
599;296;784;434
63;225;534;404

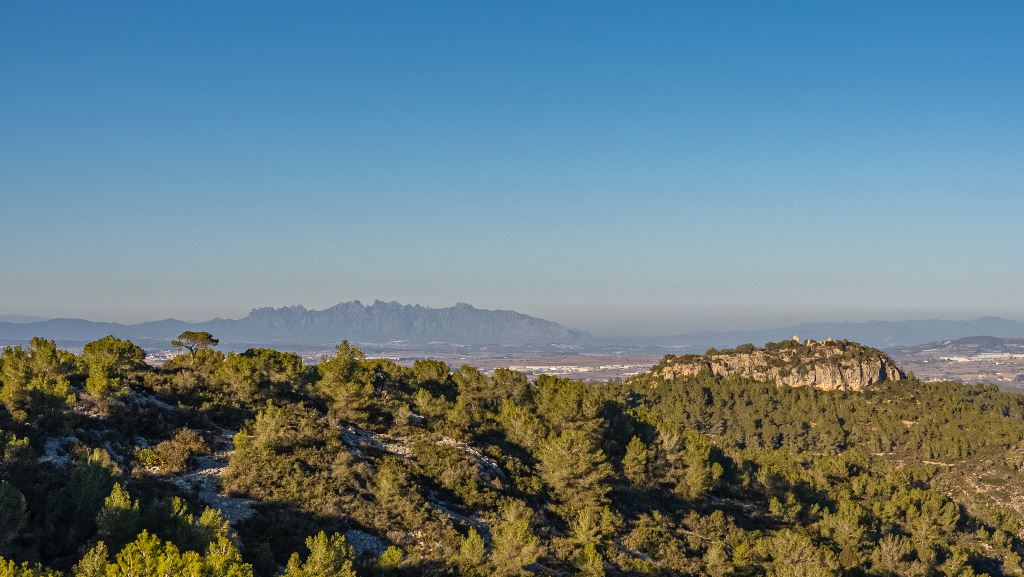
95;483;141;551
622;436;656;488
0;480;28;552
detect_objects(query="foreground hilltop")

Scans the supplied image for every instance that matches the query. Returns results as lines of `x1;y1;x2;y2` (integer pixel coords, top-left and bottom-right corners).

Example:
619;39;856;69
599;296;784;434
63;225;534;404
653;337;905;390
4;335;1024;575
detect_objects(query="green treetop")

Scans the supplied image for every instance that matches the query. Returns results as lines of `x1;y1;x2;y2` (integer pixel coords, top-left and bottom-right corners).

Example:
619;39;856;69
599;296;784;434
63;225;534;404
81;336;145;398
171;331;219;364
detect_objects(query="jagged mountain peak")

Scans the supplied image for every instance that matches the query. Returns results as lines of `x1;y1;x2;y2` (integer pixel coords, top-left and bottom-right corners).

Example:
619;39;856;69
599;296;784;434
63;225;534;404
0;301;590;347
224;301;590;345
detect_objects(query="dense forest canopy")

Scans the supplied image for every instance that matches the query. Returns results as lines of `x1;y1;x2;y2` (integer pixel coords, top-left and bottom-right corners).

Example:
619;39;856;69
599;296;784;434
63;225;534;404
3;335;1024;576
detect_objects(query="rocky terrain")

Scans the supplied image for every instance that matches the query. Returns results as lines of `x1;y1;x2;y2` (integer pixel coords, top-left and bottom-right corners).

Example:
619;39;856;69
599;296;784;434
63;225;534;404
654;337;905;390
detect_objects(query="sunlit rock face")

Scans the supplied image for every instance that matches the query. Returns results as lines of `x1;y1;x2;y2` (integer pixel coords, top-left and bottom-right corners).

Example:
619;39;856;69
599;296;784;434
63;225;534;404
657;338;905;391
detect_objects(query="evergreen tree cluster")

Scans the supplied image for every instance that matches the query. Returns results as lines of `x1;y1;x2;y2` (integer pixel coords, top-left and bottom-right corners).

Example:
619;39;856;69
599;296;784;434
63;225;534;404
2;335;1024;576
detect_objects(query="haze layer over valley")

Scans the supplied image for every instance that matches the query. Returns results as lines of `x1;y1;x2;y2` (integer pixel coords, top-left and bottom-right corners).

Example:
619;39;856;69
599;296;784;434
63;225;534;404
5;301;1024;386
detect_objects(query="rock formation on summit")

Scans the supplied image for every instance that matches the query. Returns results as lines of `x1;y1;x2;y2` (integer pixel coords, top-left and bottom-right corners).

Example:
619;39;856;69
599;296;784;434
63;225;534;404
654;338;905;391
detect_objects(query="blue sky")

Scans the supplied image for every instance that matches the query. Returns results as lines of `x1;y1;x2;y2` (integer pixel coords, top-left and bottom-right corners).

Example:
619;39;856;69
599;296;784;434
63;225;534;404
1;2;1022;335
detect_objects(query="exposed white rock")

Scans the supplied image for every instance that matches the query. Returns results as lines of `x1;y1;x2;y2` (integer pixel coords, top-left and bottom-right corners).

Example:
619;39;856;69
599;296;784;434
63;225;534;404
39;436;76;468
345;529;388;557
658;340;905;391
168;451;255;524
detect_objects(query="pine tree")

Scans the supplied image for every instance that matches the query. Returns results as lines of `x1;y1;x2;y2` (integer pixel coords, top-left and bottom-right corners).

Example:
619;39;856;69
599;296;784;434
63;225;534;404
377;546;403;575
373;457;429;527
870;535;913;576
622;436;655;487
0;558;61;577
317;341;374;424
489;500;541;577
575;543;606;577
0;481;28;551
166;496;232;552
95;483;140;550
72;542;108;577
0;340;76;423
171;331;219;365
106;532;201;577
103;531;252;577
567;505;619;546
282;531;356;577
537;429;612;512
819;499;868;568
703;541;732;577
62;448;119;543
204;537;253;577
82;336;144;398
456;528;486;575
758;530;838;577
497;401;545;450
666;429;725;500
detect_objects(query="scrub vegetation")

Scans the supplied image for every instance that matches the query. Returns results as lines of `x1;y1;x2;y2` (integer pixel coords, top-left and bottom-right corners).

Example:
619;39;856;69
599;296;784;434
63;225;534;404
2;334;1024;576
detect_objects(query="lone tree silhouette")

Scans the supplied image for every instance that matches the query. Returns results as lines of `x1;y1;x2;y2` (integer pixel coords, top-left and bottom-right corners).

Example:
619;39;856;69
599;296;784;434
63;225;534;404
171;330;219;365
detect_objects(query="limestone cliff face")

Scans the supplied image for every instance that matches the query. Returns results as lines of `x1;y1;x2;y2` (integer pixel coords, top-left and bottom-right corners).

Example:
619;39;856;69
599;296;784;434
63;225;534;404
656;339;905;391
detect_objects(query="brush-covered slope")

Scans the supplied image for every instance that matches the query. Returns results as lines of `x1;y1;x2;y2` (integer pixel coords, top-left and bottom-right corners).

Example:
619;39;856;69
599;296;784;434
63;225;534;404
5;336;1024;576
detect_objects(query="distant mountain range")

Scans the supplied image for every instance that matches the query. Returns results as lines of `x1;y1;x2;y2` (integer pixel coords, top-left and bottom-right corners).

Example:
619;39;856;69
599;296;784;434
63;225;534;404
609;316;1024;351
0;301;590;348
889;336;1024;357
0;314;50;323
3;303;1023;353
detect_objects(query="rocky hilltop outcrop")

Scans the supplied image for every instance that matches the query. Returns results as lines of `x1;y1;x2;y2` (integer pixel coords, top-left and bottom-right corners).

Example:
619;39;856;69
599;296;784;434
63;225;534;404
654;338;905;391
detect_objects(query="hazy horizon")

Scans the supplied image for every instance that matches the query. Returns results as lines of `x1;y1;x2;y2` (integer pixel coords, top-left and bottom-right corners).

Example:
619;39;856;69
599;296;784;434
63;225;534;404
3;299;1023;338
3;2;1022;334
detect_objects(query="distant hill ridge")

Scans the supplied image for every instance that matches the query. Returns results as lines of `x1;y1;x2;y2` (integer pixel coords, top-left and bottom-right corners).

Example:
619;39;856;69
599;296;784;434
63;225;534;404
4;306;1024;351
618;316;1024;350
0;314;50;323
0;300;590;346
889;336;1024;356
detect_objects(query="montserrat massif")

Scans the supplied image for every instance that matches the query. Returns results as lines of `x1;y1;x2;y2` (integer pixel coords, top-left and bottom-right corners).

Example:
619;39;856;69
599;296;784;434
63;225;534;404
654;337;905;391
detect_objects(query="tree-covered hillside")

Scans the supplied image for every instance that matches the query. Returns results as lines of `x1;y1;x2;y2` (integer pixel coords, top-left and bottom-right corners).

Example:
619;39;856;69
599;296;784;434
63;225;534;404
3;335;1024;576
